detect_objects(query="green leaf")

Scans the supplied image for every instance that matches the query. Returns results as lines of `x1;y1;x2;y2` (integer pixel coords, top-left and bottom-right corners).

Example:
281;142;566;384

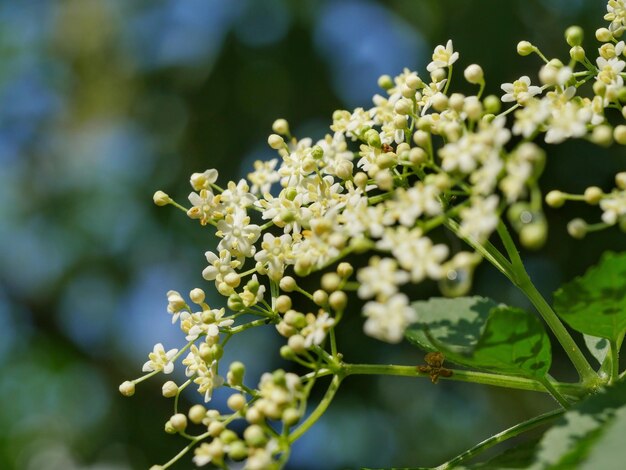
406;297;551;379
583;334;610;366
531;379;626;468
553;252;626;342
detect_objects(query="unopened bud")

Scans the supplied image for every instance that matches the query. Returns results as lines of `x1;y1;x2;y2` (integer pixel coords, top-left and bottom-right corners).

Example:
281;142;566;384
119;381;135;397
162;381;179;398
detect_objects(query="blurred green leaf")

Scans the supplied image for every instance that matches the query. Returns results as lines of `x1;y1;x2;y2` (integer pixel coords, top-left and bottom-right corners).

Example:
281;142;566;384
406;297;551;379
584;334;610;366
553;252;626;341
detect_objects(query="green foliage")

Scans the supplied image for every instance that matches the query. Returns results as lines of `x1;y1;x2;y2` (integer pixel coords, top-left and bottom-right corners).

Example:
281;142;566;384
554;252;626;342
406;297;551;379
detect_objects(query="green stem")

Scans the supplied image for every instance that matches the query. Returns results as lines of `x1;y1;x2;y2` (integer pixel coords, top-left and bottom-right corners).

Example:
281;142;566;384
538;376;571;409
160;431;211;469
289;374;342;442
432;408;564;470
341;363;585;398
515;276;597;385
609;339;619;385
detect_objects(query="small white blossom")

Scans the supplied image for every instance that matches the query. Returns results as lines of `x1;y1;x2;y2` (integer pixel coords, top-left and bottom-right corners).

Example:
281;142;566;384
427;40;459;72
600;191;626;224
301;311;336;348
363;293;417;343
459;195;500;243
247;158;280;195
357;256;409;300
254;233;295;281
142;343;178;374
500;76;542;104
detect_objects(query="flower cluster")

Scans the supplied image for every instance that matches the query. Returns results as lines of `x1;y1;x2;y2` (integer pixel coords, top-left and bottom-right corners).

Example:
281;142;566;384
122;3;625;468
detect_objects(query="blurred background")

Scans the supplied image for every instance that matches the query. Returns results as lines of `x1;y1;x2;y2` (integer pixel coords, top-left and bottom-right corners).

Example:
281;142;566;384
1;0;625;469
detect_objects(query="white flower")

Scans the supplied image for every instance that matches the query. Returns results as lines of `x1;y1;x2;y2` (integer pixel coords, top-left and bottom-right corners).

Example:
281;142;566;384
202;250;241;284
605;0;626;33
194;360;224;402
301;311;336;348
386;182;442;227
216;211;261;258
512;98;550;138
187;189;220;226
427;40;459;72
500;76;542;104
166;290;187;323
220;179;256;210
544;101;591;144
190;169;219;191
356;256;409;300
378;228;448;282
247;158;279;195
459;195;500;243
254;233;295;281
363;293;417;343
600;191;626;224
142;343;178;374
184;308;234;341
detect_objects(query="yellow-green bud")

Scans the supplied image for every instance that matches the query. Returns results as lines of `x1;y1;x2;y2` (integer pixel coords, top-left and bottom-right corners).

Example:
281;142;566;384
596;27;613;43
244;425;267;447
483;95;501;114
268;134;285;150
616;172;626;190
311;145;324;159
517;40;534;56
282;408;301;426
228;361;245;386
279;276;297;292
313;289;328;306
280;344;295;359
227;393;246;412
228;441;248;461
162;381;178;398
591;125;613;147
118;381;135;397
545;190;566;208
413;130;429;147
464;64;484;84
337;262;354;278
520;221;547;250
170;413;188;433
153;190;171;206
565;25;584;46
408;147;427;165
209;421;225;437
276;295;292;313
570;46;585;62
164;420;177;434
614;125;626;145
321;272;341;292
567;218;587;239
394;99;413;115
272;118;289;135
329;291;348;311
287;335;306;354
584;186;604;204
188;404;207;424
377;74;393;90
353;171;368;189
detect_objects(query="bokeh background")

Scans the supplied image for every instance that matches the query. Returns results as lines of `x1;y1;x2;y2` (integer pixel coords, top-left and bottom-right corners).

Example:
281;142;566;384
1;0;625;469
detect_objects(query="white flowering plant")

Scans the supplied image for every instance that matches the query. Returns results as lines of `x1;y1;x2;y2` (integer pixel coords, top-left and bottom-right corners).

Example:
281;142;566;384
120;2;626;468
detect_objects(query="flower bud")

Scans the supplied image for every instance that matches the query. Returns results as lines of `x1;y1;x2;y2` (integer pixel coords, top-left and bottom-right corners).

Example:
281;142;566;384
272;118;289;135
228;441;248;461
282;408;301;426
565;25;584;46
162;381;179;398
596;28;613;43
353;171;368;189
591;125;613;147
268;134;285;150
279;276;297;292
119;381;135;397
153;190;171;206
377;74;393;90
517;41;534;56
280;344;295;359
584;186;604;204
335;160;354;180
520;220;548;250
189;288;205;304
329;291;348;311
570;46;585;62
227;294;244;312
228;361;245;387
614;125;626;145
394;99;413;115
313;289;328;306
227;393;246;412
170;413;188;433
244;425;267;447
616;172;626;190
408;147;427;165
483;95;501;114
287;335;306;354
431;93;449;112
209;421;225;438
545;190;566;208
189;404;207;424
337;262;354;278
464;64;484;84
321;273;341;292
567;218;587;239
412;130;429;147
275;295;292;313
